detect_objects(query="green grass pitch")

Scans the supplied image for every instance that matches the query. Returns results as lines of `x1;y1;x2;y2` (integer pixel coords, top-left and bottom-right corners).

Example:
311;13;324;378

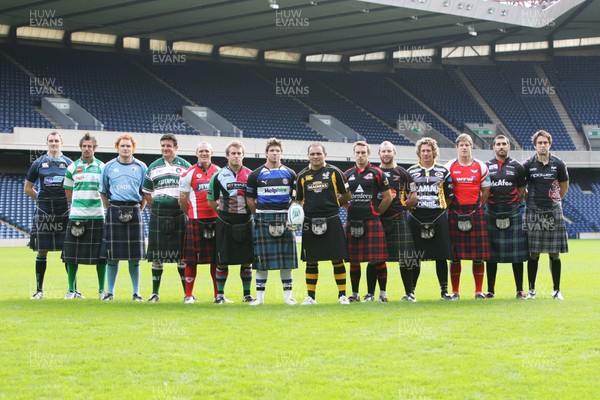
1;240;598;399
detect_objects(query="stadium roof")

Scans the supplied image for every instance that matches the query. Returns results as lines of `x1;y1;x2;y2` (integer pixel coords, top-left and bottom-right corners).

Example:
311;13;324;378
0;0;598;58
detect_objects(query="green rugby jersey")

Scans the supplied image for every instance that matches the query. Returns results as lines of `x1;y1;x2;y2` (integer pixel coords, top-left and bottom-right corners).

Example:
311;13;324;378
143;156;191;204
63;158;104;219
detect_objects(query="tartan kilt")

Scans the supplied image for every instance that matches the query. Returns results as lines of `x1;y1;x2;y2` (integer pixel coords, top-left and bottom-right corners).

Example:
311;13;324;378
215;214;253;265
408;209;452;260
448;204;490;260
381;213;417;262
345;218;388;263
253;213;298;270
486;205;528;263
62;218;105;265
182;218;216;265
146;203;187;263
523;205;568;254
301;214;347;262
101;205;146;261
29;200;69;251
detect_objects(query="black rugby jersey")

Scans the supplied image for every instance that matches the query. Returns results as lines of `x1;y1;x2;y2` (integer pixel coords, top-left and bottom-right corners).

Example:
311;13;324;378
486;157;526;206
344;163;390;220
296;164;348;218
377;166;415;218
407;163;452;210
523;154;569;209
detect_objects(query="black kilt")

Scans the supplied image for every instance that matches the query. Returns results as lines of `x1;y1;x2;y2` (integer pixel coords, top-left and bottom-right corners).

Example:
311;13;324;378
345;218;388;263
524;205;568;254
253;212;298;270
301;214;347;262
146;202;187;263
486;205;528;263
215;214;253;265
381;213;417;263
182;218;217;265
29;199;69;251
62;218;105;265
102;204;146;261
448;204;490;260
408;209;452;260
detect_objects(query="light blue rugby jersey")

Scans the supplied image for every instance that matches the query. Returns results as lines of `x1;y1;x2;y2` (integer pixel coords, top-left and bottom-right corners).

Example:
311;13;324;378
100;157;147;203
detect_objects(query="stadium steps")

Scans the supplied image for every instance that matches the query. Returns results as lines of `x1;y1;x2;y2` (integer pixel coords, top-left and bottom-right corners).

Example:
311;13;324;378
453;67;521;149
307;72;407;141
0;219;29;237
533;65;586;150
34;106;62;129
386;76;462;140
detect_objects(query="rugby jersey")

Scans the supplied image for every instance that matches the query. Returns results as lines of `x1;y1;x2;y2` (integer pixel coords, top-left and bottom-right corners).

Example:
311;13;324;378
344;163;390;220
378;165;416;217
26;154;72;200
445;158;490;205
143;156;191;205
486;157;526;206
246;164;297;213
296;163;349;218
207;165;252;215
63;158;104;219
407;163;452;210
523;154;569;209
100;157;147;203
179;163;220;219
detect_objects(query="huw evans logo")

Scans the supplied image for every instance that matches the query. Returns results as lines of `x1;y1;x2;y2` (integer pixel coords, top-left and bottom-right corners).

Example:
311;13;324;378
275;9;309;29
397;46;432;64
152;47;187;65
30;77;64;96
29;9;63;27
275;77;309;97
521;77;555;95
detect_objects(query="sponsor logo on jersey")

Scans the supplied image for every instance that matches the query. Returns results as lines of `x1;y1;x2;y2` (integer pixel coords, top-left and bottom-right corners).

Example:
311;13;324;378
491;179;514;187
227;182;246;190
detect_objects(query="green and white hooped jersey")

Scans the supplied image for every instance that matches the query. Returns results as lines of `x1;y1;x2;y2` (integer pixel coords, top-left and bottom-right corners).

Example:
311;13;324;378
63;158;105;220
142;156;191;205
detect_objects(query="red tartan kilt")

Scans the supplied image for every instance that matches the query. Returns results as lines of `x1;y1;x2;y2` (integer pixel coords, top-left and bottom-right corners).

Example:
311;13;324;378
182;219;216;265
448;204;490;260
345;219;388;263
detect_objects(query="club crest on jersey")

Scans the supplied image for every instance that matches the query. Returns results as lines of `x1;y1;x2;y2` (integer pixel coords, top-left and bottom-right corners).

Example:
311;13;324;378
282;178;289;185
196;173;203;179
435;171;444;178
322;171;330;180
364;173;374;180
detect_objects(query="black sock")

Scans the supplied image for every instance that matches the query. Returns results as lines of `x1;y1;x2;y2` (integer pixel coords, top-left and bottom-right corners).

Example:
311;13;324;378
527;258;539;291
35;256;47;292
412;267;421;295
550;258;561;291
512;262;524;292
399;264;412;295
486;262;497;293
151;268;163;294
177;266;186;294
436;260;449;294
366;263;376;295
350;264;361;294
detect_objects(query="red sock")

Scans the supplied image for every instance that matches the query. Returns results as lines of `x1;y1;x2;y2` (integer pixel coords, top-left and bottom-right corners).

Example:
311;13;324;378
210;263;218;297
473;262;485;293
450;261;462;293
184;264;197;297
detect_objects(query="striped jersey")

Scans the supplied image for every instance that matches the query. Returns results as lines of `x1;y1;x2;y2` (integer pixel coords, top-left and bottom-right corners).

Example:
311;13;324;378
407;163;452;210
207;165;252;215
179;163;220;219
63;158;104;219
344;163;390;220
143;156;191;204
246;164;297;213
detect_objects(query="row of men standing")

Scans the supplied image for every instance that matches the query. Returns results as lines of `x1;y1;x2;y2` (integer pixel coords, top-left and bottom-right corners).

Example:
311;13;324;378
25;129;568;303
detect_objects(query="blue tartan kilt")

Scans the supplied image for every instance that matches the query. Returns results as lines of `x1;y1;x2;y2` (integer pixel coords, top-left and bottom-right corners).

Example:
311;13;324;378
381;213;417;263
62;218;105;265
29;200;69;251
486;205;528;263
253;213;298;271
523;205;568;254
102;205;146;261
146;203;187;263
301;214;347;262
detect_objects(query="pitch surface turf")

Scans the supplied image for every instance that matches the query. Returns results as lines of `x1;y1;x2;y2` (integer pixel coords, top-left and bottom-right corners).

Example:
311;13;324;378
1;241;598;399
